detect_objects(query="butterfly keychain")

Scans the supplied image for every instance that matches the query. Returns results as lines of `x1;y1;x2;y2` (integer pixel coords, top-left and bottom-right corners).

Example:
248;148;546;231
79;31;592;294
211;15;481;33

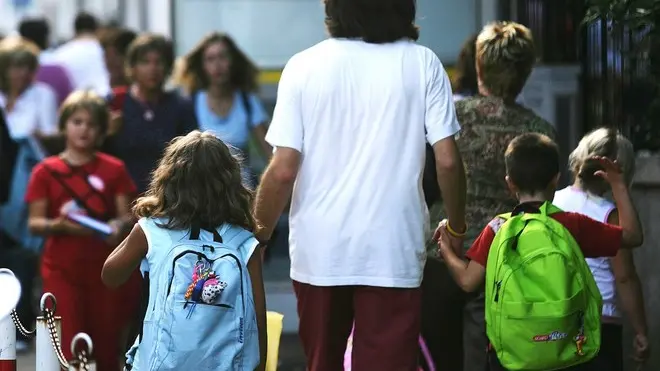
184;260;227;318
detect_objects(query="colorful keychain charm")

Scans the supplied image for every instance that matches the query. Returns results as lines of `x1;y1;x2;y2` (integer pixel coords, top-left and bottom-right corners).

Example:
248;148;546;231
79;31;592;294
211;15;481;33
184;260;227;318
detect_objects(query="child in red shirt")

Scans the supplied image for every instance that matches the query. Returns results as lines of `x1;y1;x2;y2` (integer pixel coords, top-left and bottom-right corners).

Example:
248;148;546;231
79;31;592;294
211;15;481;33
25;91;136;371
436;133;643;371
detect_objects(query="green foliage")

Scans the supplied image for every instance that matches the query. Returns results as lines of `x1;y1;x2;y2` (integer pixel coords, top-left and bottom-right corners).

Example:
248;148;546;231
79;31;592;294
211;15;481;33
585;0;660;29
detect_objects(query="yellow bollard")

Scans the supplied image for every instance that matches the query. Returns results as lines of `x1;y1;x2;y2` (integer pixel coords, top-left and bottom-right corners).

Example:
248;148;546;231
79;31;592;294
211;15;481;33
266;311;284;371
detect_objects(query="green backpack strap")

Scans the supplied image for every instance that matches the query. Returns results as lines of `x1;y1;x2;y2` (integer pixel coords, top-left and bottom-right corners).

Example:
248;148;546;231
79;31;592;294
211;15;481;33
497;202;561;223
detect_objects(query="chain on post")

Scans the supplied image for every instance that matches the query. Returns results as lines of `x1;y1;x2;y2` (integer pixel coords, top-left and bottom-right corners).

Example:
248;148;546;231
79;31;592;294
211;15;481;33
70;333;93;371
10;308;36;338
2;267;35;339
41;293;69;370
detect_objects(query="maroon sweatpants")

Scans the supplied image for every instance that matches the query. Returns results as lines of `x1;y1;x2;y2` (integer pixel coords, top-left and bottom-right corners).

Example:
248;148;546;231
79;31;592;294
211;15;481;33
293;281;422;371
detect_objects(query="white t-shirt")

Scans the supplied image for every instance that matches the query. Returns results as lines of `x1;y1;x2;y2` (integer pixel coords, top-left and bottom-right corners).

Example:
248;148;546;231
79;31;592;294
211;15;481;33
50;38;110;96
0;82;58;139
266;38;460;288
554;186;619;318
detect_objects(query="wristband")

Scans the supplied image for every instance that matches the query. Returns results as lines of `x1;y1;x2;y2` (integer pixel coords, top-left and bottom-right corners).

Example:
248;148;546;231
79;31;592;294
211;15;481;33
446;221;467;237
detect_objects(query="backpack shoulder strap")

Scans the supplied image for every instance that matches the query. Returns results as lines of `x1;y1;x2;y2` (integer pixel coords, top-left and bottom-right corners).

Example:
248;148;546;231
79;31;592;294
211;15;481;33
192;90;200;109
540;201;562;215
189;223;223;243
220;224;254;250
497;212;512;221
241;91;253;130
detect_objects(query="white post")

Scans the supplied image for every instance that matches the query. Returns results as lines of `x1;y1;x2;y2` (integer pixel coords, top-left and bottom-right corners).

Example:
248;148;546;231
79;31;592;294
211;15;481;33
36;293;61;371
68;333;95;371
0;315;16;371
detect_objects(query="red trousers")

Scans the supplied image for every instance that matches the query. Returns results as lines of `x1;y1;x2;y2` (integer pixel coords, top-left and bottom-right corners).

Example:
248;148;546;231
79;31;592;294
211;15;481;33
41;260;139;371
293;281;422;371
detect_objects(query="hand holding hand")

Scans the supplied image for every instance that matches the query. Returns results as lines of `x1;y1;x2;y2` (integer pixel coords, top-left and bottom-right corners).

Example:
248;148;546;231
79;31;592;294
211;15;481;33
435;219;465;255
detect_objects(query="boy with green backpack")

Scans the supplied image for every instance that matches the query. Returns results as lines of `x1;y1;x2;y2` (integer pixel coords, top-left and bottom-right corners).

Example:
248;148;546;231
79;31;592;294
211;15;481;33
436;133;643;371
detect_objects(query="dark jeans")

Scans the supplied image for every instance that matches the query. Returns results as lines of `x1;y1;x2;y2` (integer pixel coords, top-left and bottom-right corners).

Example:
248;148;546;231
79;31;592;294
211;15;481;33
464;290;488;371
419;259;495;371
420;259;466;371
0;239;37;342
583;323;623;371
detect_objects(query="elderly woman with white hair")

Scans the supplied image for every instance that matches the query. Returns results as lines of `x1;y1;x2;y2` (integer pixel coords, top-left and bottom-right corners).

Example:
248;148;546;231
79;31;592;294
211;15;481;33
553;127;649;371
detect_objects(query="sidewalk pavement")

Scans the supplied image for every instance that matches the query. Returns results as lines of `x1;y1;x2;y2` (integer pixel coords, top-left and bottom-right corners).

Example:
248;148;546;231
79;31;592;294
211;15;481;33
16;334;305;371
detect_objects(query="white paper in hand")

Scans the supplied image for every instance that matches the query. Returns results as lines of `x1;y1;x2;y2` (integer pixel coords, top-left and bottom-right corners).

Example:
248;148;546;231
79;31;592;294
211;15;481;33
66;212;113;236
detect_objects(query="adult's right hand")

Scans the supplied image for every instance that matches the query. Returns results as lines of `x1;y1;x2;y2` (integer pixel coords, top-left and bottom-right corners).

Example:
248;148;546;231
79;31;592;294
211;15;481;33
434;219;465;255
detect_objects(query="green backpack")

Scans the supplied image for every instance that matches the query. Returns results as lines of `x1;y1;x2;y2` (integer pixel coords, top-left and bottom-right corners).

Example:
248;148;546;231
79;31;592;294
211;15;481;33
485;202;603;371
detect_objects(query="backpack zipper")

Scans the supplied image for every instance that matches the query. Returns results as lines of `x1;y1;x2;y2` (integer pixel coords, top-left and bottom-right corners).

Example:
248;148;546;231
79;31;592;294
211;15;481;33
494;281;502;302
166;249;248;345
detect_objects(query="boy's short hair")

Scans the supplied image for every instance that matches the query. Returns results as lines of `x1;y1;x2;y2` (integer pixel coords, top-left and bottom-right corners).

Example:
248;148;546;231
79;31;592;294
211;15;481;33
125;33;174;75
476;21;536;100
505;133;560;194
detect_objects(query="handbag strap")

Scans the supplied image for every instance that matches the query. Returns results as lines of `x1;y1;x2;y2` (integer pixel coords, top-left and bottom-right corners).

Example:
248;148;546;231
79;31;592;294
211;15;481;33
42;160;112;221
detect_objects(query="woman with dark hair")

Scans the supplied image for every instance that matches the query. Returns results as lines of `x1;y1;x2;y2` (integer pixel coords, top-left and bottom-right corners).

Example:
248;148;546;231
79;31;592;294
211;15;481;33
451;34;479;100
173;32;270;187
253;0;466;370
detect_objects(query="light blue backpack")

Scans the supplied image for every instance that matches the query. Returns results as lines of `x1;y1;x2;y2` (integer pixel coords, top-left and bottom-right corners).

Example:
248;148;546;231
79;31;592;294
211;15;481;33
126;221;260;371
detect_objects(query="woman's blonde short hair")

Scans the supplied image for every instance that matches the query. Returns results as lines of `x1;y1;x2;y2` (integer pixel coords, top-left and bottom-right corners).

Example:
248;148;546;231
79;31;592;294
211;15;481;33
569;127;635;192
476;21;536;100
0;36;40;92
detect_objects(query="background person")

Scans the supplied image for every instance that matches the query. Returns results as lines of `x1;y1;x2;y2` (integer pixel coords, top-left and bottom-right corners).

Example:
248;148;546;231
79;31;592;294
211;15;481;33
253;0;467;369
18;17;73;106
173;32;271;188
50;12;110;96
432;22;557;371
25;91;136;371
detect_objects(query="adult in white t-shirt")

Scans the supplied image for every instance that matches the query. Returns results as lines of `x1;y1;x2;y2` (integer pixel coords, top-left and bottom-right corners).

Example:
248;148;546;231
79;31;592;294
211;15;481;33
253;1;467;369
50;12;110;97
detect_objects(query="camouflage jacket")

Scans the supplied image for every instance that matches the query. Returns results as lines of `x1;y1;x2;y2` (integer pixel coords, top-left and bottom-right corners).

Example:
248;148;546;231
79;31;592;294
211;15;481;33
426;96;556;259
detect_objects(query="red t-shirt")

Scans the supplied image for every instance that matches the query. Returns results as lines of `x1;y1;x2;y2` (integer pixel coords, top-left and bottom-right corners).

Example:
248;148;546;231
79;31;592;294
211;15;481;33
466;211;623;267
25;153;136;268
